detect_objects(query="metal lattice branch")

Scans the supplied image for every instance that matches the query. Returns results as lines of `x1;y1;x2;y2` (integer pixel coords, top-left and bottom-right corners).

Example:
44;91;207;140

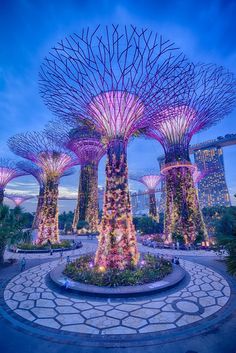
130;170;161;191
147;64;236;156
0;158;27;189
45;119;106;165
8;131;79;178
39;25;189;141
5;194;35;206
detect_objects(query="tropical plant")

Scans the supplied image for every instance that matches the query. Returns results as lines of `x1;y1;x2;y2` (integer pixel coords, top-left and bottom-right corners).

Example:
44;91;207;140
0;205;25;264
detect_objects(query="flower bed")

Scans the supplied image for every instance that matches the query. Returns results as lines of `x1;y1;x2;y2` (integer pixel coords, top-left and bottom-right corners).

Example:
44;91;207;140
64;253;172;287
17;240;71;250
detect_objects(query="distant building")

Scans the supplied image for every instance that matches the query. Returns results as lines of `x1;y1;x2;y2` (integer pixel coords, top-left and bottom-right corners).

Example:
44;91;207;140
157;134;235;210
193;147;231;208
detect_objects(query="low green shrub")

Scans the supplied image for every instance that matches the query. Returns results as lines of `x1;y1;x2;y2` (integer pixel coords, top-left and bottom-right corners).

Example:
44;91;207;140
64;253;172;287
17;240;71;250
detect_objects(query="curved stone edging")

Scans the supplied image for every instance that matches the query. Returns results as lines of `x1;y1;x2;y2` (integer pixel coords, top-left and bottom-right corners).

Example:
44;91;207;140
49;263;186;297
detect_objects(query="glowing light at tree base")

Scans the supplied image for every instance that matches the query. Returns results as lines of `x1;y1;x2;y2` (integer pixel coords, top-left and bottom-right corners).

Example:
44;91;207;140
163;164;208;244
95;139;139;270
37;180;59;244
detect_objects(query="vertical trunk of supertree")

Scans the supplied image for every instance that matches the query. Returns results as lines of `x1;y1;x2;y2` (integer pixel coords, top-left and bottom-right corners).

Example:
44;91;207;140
32;186;44;229
85;164;99;232
72;164;98;232
164;166;207;244
149;191;159;222
37;179;59;244
72;175;80;232
95;139;139;270
0;189;4;205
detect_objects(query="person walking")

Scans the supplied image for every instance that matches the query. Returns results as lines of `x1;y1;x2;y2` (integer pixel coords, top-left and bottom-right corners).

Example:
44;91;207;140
20;257;26;272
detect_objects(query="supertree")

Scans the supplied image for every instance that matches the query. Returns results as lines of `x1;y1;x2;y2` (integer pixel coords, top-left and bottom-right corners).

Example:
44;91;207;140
0;158;27;205
8;132;78;244
39;25;189;270
147;64;236;244
45;120;106;232
17;160;74;229
5;194;34;207
130;172;161;221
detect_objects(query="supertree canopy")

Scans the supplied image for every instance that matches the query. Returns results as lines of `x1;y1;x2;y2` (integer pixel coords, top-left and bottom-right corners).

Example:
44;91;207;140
17;160;74;229
130;172;161;221
147;64;236;244
8;132;78;244
5;194;34;207
0;158;27;205
45;120;106;233
39;25;189;270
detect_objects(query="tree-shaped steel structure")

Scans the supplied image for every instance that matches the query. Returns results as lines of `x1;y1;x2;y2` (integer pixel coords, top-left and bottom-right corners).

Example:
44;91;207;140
130;172;161;221
0;158;27;205
39;25;188;270
17;160;74;229
5;194;34;207
45;120;105;233
147;64;236;244
8;132;78;244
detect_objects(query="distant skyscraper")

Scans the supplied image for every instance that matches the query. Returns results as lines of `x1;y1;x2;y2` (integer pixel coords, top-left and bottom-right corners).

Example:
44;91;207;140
193;147;231;208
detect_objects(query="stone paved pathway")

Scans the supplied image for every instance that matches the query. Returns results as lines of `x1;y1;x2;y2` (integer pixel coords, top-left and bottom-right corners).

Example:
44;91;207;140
3;244;230;335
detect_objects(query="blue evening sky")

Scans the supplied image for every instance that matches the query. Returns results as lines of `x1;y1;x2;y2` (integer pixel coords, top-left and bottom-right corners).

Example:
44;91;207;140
0;0;236;211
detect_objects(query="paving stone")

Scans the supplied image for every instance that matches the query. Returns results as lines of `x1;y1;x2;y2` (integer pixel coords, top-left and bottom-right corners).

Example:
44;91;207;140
30;303;57;316
143;301;165;309
28;293;41;300
19;300;35;310
4;290;12;300
95;305;113;312
193;291;207;298
35;318;60;329
56;306;79;314
86;316;119;329
6;299;18;310
56;313;84;325
162;304;176;312
200;283;213;291
106;309;129;319
62;324;99;334
176;315;202;326
12;292;28;301
15;309;35;321
122;316;147;329
82;309;104;319
223;287;231;296
201;305;221;318
210;282;224;291
11;284;24;292
176;301;200;314
73;303;93;310
149;312;181;324
115;304;140;312
131;308;159;318
217;296;229;306
55;298;72;306
41;292;55;300
208;290;224;298
199;297;216;307
139;323;176;333
36;299;56;308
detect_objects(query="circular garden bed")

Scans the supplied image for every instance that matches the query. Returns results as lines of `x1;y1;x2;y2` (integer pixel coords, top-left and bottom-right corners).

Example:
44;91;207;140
50;253;186;297
9;240;83;254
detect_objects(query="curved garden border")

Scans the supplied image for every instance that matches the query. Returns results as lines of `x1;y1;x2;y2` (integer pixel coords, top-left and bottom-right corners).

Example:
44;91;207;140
50;263;186;297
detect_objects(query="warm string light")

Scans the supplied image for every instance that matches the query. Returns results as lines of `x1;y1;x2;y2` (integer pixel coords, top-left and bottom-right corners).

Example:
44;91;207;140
95;139;139;270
